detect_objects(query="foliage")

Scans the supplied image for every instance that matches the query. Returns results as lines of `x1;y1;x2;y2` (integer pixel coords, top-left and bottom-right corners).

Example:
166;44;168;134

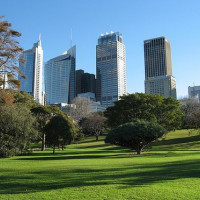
0;16;24;89
0;105;37;158
31;106;52;151
105;93;183;131
45;115;78;153
105;121;167;154
79;112;106;140
0;89;14;105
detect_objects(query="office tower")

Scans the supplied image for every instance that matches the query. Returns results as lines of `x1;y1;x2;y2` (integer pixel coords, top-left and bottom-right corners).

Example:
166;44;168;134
45;46;76;105
0;71;8;89
144;37;177;98
76;70;96;96
19;36;43;104
188;86;200;102
76;69;84;96
96;31;126;107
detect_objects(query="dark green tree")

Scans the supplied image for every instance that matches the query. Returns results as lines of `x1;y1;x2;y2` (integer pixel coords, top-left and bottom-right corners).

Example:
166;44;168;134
105;121;167;155
105;93;183;131
0;105;38;158
45;115;78;154
31;106;52;151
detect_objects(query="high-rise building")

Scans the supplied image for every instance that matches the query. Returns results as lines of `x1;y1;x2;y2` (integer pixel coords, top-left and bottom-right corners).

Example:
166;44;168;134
45;46;76;105
144;37;177;98
188;86;200;102
76;69;84;96
96;31;126;107
76;70;96;96
0;71;8;89
19;36;43;104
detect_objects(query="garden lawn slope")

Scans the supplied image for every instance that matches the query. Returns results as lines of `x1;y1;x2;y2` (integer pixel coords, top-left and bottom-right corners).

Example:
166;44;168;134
0;130;200;200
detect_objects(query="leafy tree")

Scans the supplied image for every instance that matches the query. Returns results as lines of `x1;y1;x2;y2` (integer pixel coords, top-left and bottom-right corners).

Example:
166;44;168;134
0;16;25;89
45;115;78;154
105;121;167;155
31;106;52;151
0;89;14;106
79;112;106;140
0;105;38;158
105;93;183;131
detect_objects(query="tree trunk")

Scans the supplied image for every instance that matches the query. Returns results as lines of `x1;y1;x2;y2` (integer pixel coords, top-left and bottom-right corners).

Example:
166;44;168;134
136;147;142;155
62;145;64;150
53;145;55;154
41;134;46;151
95;135;99;141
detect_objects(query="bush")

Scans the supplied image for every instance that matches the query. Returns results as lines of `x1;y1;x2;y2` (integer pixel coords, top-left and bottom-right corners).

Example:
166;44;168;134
105;121;167;155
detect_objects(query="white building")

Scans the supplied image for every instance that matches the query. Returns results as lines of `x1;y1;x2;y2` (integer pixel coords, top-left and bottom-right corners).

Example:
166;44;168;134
188;86;200;102
45;46;76;105
145;75;177;99
96;32;126;107
19;35;43;104
0;71;8;89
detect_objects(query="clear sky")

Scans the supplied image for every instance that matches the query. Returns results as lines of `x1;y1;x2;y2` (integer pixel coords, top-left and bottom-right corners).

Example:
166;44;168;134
1;0;200;98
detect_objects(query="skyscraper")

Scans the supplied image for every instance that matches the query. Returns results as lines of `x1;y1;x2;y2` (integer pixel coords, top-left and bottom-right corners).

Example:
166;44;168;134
96;31;126;107
144;37;177;98
19;36;43;104
76;69;96;96
188;86;200;102
45;46;76;105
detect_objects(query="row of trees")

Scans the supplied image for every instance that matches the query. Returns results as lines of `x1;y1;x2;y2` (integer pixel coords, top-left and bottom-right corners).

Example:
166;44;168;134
0;89;81;157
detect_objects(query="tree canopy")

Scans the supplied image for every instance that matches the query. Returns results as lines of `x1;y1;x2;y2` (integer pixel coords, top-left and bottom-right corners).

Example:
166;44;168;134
105;121;167;155
105;93;183;131
0;16;25;89
45;115;78;154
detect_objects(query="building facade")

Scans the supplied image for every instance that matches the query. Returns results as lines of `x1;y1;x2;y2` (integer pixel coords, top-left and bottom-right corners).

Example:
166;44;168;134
76;70;96;96
188;86;200;102
144;37;177;98
45;46;76;105
96;31;126;107
19;36;43;104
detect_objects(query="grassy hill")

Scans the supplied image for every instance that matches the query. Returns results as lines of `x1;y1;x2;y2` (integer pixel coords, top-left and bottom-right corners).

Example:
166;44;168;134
0;130;200;200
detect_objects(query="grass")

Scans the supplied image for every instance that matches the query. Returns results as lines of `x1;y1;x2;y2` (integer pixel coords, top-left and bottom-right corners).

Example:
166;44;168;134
0;130;200;200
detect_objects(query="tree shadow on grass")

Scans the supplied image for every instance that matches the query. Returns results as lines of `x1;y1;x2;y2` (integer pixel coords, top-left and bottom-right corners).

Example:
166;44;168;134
0;155;200;195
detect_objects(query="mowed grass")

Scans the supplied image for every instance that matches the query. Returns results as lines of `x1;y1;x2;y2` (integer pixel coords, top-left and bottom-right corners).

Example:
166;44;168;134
0;130;200;200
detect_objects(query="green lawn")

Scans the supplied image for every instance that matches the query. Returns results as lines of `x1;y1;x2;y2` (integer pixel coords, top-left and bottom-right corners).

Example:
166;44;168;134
0;130;200;200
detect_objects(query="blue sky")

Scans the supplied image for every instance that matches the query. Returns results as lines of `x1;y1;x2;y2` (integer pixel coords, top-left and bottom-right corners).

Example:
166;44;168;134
1;0;200;98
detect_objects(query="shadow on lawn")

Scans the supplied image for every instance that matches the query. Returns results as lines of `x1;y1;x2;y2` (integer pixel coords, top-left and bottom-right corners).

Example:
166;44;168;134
150;135;200;148
0;155;200;194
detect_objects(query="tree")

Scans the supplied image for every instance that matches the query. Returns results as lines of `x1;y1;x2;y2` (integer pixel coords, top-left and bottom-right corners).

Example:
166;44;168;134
0;89;14;106
0;16;25;89
31;106;52;151
0;105;38;158
79;112;106;140
105;93;183;131
180;98;200;129
45;115;78;154
68;97;93;122
105;121;167;155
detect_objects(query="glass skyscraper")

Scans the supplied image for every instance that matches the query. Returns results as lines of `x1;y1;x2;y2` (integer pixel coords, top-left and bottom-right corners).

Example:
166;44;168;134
45;46;76;105
96;32;126;107
19;36;43;104
144;37;177;99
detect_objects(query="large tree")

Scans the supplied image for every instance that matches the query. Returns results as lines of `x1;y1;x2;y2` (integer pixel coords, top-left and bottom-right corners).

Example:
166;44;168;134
0;105;38;158
79;112;106;140
105;121;167;155
45;115;78;154
0;16;25;89
68;97;93;122
31;106;52;151
105;93;183;131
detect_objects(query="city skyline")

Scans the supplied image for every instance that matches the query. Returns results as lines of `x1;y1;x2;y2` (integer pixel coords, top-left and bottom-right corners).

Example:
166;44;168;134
1;0;200;98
